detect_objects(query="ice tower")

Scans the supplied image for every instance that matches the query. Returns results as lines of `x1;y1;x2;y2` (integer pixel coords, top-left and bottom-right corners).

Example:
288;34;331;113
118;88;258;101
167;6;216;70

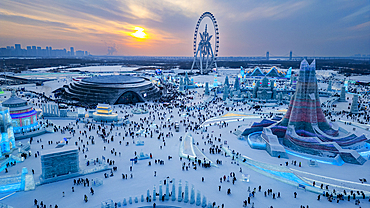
350;94;359;114
276;60;336;136
270;60;368;165
0;106;15;155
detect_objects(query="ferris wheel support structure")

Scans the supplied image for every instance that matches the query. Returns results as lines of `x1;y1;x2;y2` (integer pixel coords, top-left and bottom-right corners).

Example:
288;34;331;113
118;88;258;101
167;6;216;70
191;12;219;74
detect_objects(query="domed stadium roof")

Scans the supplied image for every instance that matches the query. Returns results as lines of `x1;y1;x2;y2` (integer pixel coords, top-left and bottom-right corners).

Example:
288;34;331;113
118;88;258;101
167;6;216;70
61;75;162;105
83;75;145;85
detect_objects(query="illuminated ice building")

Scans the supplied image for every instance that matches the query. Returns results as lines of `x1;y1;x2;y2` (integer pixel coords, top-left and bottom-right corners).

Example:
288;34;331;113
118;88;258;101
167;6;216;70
0;106;16;155
93;104;118;122
2;92;40;134
271;60;368;164
243;60;368;165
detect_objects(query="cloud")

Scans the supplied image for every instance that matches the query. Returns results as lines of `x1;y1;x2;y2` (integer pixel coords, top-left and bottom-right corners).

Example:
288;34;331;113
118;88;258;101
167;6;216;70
349;21;370;31
127;2;162;21
228;1;309;22
0;12;75;29
0;0;368;56
342;5;370;22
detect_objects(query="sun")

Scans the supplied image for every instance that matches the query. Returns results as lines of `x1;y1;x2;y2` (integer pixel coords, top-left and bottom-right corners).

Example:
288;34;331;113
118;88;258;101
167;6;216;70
131;27;147;39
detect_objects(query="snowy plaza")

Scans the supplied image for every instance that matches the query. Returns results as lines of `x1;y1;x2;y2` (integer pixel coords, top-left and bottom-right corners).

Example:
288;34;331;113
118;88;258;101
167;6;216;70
0;63;368;208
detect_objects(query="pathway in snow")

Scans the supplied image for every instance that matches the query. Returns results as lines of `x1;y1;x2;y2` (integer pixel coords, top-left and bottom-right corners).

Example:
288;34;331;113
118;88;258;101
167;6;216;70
291;168;370;195
179;133;216;167
223;146;370;198
200;112;260;127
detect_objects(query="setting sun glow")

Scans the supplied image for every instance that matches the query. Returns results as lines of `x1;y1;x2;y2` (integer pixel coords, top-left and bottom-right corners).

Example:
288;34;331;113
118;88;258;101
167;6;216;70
131;27;147;39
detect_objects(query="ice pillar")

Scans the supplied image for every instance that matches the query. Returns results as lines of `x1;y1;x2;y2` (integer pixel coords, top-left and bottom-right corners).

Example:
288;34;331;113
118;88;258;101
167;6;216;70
223;84;228;101
178;180;182;202
350;94;359;113
196;190;201;206
339;85;346;102
159;183;162;201
202;195;207;207
205;82;209;95
190;185;195;204
179;78;184;91
171;179;176;201
153;185;156;201
327;80;332;91
165;181;169;201
47;104;51;116
184;181;189;203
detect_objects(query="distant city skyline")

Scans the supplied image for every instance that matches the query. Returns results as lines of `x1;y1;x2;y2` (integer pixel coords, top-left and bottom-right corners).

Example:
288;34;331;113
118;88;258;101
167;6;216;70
0;44;89;57
0;0;369;57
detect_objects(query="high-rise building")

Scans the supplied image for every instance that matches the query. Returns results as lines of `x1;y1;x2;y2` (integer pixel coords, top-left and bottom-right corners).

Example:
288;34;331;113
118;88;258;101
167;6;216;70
0;44;89;57
70;47;74;56
46;46;50;56
26;46;32;56
15;44;21;56
37;47;41;56
32;46;36;56
266;51;269;60
76;50;84;56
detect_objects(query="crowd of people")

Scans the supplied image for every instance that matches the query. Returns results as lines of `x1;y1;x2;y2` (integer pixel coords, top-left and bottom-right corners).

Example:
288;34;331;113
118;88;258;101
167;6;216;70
3;76;366;208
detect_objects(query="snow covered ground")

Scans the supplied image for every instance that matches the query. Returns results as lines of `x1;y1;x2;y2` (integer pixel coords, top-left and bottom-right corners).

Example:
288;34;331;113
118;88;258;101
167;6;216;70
0;67;369;208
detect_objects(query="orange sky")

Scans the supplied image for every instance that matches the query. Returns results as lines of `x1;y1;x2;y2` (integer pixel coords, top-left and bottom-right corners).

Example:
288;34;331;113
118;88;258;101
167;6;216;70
0;0;369;56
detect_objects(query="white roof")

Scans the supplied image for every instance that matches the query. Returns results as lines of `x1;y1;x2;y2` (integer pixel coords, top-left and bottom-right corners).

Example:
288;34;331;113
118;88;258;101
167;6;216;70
41;145;78;156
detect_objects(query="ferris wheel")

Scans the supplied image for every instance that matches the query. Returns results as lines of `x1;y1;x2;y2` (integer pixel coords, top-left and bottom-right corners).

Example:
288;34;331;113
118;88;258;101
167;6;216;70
191;12;219;74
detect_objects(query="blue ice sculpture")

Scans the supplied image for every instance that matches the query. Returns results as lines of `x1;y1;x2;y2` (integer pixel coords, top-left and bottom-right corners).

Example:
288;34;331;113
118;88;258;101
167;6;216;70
159;182;162;201
178;180;182;202
172;179;176;201
190;185;195;204
153;185;156;201
165;182;169;201
202;195;207;207
184;181;189;203
196;190;201;206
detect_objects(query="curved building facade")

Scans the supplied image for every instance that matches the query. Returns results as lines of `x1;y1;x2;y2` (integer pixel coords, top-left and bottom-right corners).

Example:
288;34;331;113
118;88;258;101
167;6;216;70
62;75;162;105
2;92;39;134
